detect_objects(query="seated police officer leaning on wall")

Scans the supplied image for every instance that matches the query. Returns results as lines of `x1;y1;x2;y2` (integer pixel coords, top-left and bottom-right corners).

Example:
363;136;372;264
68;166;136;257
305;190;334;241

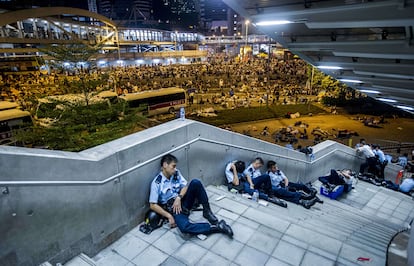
149;154;233;237
266;160;322;209
225;157;287;207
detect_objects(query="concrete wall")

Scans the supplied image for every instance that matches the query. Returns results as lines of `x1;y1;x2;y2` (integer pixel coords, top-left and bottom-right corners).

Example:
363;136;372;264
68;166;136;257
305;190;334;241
409;226;414;266
0;119;398;265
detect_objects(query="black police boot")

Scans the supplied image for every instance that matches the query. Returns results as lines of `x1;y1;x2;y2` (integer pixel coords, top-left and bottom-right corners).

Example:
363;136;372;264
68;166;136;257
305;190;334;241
217;219;233;238
314;196;324;204
268;197;288;208
310;187;317;197
299;191;314;200
299;198;317;209
305;183;318;197
203;204;219;225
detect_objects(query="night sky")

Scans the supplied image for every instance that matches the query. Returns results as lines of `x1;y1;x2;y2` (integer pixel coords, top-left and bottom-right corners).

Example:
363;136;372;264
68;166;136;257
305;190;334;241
0;0;88;10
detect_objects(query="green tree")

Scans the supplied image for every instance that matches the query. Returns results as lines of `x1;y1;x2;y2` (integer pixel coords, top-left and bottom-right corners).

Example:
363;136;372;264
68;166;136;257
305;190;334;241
39;42;105;106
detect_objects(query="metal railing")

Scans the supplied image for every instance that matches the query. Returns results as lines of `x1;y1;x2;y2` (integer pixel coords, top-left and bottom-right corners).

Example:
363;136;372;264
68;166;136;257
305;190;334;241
0;137;353;187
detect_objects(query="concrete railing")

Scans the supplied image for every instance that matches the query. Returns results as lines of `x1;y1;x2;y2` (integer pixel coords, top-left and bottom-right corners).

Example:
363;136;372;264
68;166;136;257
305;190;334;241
0;119;399;265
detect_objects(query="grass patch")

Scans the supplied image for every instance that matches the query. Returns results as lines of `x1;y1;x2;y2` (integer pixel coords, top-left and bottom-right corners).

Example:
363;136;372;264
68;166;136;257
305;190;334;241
191;104;326;126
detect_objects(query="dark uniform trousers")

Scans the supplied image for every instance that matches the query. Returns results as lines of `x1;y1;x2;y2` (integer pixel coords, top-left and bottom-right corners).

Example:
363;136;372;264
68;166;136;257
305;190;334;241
242;174;272;200
170;179;212;235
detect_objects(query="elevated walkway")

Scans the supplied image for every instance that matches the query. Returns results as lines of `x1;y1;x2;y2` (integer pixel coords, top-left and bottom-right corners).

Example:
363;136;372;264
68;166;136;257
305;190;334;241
68;181;413;266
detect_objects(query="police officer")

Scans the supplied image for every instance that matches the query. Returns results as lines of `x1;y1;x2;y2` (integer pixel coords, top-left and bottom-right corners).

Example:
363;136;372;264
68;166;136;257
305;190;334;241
224;160;246;191
373;144;387;179
149;154;233;237
266;160;319;209
356;140;377;175
240;157;287;207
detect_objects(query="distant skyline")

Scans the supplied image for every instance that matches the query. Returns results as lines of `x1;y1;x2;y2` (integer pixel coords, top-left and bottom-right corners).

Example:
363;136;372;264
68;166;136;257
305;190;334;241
0;0;88;10
0;0;242;34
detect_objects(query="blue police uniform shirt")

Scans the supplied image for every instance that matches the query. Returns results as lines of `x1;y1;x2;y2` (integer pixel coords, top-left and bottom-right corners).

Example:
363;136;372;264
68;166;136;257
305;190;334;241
149;169;187;205
225;161;236;183
224;161;243;183
243;163;261;179
268;170;286;188
374;149;385;163
399;178;414;193
398;156;408;168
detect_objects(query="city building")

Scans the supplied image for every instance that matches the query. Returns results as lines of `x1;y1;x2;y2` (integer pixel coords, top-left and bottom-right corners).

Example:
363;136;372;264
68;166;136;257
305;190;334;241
199;0;237;35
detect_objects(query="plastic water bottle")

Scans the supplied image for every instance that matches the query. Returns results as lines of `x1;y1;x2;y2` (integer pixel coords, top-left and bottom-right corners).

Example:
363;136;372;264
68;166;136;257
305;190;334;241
310;153;315;161
252;190;259;202
179;107;185;120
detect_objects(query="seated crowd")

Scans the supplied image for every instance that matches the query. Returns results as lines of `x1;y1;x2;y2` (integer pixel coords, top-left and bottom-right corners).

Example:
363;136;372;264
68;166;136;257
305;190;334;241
0;56;324;116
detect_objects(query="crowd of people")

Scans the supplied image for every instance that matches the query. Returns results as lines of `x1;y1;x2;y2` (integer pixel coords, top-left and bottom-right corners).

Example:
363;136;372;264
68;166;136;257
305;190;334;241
0;56;317;115
354;139;414;193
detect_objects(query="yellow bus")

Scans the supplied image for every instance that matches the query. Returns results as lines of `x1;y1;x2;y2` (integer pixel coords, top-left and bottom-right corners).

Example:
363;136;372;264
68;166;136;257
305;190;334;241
119;87;186;116
0;101;32;144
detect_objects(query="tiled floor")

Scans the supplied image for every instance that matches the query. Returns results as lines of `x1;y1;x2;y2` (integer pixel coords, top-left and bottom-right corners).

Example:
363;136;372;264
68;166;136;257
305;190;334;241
89;181;414;266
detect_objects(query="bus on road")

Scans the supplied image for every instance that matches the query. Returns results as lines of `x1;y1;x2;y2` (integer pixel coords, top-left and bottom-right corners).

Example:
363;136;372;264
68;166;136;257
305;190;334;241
119;87;186;116
0;101;32;145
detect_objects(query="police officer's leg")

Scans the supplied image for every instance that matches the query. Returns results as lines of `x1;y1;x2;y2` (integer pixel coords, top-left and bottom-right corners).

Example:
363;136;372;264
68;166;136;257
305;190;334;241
368;157;378;175
253;174;273;195
174;213;211;235
273;187;301;204
182;179;208;207
380;163;386;179
329;170;345;185
174;213;233;237
360;160;369;174
244;178;268;200
243;181;255;195
182;179;218;225
318;175;330;185
288;182;310;194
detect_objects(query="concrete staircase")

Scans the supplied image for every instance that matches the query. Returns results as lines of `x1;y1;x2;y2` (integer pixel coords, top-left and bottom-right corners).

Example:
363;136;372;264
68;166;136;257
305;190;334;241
55;180;414;266
64;253;96;266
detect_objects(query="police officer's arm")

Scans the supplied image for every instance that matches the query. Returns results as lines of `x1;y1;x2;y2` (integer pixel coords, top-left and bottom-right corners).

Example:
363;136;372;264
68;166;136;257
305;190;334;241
231;164;240;185
149;179;176;227
283;175;289;187
172;185;188;214
245;173;254;189
341;170;352;180
150;203;175;227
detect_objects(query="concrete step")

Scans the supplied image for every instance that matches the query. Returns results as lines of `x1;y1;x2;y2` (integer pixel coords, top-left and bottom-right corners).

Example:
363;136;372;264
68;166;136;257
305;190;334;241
38;262;53;266
206;183;411;263
87;181;413;266
64;253;96;266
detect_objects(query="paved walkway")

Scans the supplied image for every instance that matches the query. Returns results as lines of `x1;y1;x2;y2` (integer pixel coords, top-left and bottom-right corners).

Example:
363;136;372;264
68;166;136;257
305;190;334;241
66;180;414;266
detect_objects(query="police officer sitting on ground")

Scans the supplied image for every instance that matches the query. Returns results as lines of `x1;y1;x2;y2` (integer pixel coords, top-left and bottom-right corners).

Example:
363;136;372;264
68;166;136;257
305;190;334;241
382;173;414;195
225;157;287;207
149;154;233;237
224;160;246;192
319;169;355;193
266;160;322;209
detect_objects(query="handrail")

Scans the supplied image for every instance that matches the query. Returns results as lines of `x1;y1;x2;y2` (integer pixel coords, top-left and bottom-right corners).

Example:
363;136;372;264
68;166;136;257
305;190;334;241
0;137;356;187
0;138;199;187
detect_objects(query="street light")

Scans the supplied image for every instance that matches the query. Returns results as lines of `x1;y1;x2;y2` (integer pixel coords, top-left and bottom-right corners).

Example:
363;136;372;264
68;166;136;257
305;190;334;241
245;20;249;58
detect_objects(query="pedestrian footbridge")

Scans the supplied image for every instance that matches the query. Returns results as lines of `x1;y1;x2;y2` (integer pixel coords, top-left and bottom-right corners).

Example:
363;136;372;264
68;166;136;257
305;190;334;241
0;119;412;265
